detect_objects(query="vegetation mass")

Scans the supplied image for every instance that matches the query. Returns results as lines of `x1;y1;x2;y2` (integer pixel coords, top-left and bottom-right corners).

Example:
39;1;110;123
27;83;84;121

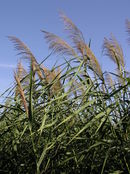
0;13;130;174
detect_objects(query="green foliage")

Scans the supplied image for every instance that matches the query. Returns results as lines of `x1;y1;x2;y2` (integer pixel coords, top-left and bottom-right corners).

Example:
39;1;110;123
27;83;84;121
0;57;129;173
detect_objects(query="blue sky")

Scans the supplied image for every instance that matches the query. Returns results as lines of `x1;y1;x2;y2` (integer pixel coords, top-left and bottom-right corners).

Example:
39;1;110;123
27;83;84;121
0;0;130;94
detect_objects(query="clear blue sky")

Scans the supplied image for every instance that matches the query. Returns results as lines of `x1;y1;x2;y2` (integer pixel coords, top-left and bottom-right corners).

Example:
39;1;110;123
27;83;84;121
0;0;130;94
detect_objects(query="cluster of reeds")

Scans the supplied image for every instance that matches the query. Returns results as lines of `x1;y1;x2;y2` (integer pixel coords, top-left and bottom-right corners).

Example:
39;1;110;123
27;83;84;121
0;14;130;174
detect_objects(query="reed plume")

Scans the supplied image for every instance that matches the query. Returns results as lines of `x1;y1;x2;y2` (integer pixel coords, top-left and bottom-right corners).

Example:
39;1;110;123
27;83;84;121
42;30;77;57
15;61;28;97
60;12;103;79
60;11;86;55
41;66;62;95
16;61;27;80
8;36;44;80
103;34;125;68
85;46;103;79
14;72;28;115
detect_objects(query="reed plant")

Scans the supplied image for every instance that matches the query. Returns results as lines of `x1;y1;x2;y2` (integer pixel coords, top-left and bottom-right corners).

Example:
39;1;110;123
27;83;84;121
0;14;130;174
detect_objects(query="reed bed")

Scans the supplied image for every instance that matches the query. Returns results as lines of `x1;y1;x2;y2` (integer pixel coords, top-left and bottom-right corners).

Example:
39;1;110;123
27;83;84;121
0;14;130;174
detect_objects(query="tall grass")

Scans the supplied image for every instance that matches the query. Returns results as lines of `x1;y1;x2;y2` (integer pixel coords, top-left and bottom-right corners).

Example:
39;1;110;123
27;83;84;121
0;14;130;174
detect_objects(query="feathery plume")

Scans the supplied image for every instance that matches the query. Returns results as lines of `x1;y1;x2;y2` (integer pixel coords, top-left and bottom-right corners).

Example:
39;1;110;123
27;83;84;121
60;11;86;55
42;30;77;57
8;36;44;80
41;65;62;95
16;61;27;80
103;34;124;67
84;45;103;79
51;69;62;95
15;61;28;97
8;36;36;63
60;12;103;79
14;72;28;115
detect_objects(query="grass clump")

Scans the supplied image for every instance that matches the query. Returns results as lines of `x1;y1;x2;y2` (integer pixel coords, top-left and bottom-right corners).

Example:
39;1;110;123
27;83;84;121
0;14;130;174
